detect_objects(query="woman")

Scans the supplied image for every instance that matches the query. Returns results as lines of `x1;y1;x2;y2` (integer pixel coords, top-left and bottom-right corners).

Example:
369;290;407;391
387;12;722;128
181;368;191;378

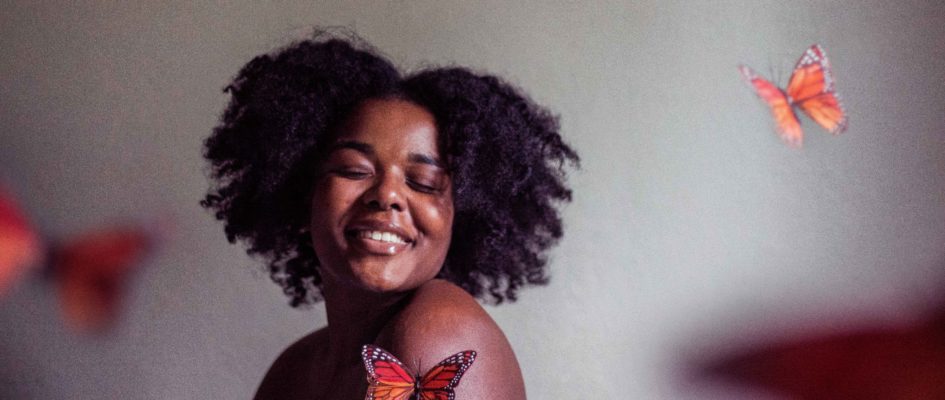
202;32;577;399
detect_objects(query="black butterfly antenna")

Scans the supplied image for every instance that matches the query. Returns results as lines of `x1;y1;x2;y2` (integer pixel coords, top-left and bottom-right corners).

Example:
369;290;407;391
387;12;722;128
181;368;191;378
414;355;424;376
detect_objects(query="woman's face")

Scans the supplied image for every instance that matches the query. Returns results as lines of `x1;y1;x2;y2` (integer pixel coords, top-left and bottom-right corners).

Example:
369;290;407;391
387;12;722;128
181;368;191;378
310;98;454;295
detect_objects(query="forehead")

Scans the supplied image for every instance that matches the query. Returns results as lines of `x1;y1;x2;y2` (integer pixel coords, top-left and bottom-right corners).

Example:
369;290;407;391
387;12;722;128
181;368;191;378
334;99;440;155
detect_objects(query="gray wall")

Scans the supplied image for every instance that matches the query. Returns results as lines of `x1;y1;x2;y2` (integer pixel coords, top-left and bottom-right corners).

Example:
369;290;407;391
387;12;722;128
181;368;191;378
2;1;944;398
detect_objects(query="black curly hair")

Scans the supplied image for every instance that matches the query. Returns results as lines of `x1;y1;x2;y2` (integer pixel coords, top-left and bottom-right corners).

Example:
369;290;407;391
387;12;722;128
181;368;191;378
202;32;578;306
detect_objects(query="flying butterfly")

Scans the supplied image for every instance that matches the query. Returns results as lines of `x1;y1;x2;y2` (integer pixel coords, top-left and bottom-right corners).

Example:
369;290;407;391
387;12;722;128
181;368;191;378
739;44;848;147
0;181;162;333
49;224;158;332
361;344;477;400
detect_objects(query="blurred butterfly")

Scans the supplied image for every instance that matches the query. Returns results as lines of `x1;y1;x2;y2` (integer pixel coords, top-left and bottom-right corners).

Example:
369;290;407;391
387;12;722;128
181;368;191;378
0;182;161;333
0;184;42;295
739;44;848;148
361;344;477;400
49;224;158;332
698;309;945;399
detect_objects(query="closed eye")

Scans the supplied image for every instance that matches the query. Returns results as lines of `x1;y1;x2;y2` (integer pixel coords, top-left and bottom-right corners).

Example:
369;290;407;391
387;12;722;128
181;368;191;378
407;180;439;194
406;168;448;194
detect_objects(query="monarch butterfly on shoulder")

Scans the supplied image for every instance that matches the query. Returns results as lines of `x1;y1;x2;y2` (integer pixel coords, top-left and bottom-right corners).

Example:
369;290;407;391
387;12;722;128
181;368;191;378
739;44;848;148
361;344;477;400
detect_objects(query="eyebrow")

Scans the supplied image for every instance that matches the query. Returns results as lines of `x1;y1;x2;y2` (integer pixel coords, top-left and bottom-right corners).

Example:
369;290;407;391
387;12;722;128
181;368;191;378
329;140;374;155
329;139;444;168
408;153;444;168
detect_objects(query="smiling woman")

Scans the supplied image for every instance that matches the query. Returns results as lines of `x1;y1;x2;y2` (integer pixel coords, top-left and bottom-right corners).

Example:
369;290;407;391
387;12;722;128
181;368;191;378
311;100;454;296
202;31;577;400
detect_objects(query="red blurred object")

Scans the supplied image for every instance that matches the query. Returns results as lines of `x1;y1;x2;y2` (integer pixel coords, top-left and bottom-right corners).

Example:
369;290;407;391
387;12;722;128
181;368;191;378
1;181;162;333
0;185;41;295
701;311;945;399
51;226;155;333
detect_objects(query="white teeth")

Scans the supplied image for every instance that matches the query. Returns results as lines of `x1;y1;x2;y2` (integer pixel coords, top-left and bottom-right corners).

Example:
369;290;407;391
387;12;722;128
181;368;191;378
358;230;407;244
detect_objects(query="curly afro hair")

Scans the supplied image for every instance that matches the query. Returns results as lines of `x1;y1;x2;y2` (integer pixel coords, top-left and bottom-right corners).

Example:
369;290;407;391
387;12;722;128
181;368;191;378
202;32;578;306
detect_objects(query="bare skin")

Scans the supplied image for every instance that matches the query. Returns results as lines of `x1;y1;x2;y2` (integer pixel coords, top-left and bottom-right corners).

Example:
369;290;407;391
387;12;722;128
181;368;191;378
254;280;525;400
253;99;526;400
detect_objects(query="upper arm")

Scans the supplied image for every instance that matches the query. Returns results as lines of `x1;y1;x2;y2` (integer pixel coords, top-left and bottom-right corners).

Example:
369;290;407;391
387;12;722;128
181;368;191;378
375;280;526;400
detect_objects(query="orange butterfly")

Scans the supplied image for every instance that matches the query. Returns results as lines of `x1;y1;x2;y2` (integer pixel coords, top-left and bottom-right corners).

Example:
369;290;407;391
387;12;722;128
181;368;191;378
361;344;477;400
739;44;848;147
0;182;161;333
49;225;156;332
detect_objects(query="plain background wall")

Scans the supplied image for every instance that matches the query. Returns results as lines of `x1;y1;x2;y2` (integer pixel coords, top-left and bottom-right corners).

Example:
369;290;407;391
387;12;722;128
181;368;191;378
2;1;944;398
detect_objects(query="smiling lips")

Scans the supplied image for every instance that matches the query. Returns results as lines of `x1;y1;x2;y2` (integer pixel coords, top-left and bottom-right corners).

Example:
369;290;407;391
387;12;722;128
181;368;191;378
356;230;408;245
345;224;413;255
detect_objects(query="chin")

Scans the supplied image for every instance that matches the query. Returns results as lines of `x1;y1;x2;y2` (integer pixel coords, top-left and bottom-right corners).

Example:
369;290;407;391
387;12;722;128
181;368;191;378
349;263;413;293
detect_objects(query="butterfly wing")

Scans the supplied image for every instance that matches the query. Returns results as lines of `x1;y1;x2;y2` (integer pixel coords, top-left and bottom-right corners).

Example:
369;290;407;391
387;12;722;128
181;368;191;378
417;350;477;400
0;185;41;296
53;225;155;332
738;64;804;147
786;44;848;135
361;345;416;400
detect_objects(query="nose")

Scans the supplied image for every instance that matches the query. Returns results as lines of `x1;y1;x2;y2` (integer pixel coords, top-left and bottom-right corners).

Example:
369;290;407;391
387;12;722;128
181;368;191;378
362;171;404;212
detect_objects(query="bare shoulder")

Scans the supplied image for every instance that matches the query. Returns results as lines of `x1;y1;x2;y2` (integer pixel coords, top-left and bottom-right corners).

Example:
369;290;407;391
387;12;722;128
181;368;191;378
253;329;327;400
376;279;526;400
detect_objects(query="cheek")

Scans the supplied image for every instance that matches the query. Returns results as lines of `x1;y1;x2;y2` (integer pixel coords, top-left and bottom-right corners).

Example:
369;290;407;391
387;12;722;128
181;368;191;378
420;196;454;242
309;179;359;240
423;201;454;279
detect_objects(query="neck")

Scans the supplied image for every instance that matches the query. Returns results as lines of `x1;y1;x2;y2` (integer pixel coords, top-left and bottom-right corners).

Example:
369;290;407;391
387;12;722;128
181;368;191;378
320;279;411;364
